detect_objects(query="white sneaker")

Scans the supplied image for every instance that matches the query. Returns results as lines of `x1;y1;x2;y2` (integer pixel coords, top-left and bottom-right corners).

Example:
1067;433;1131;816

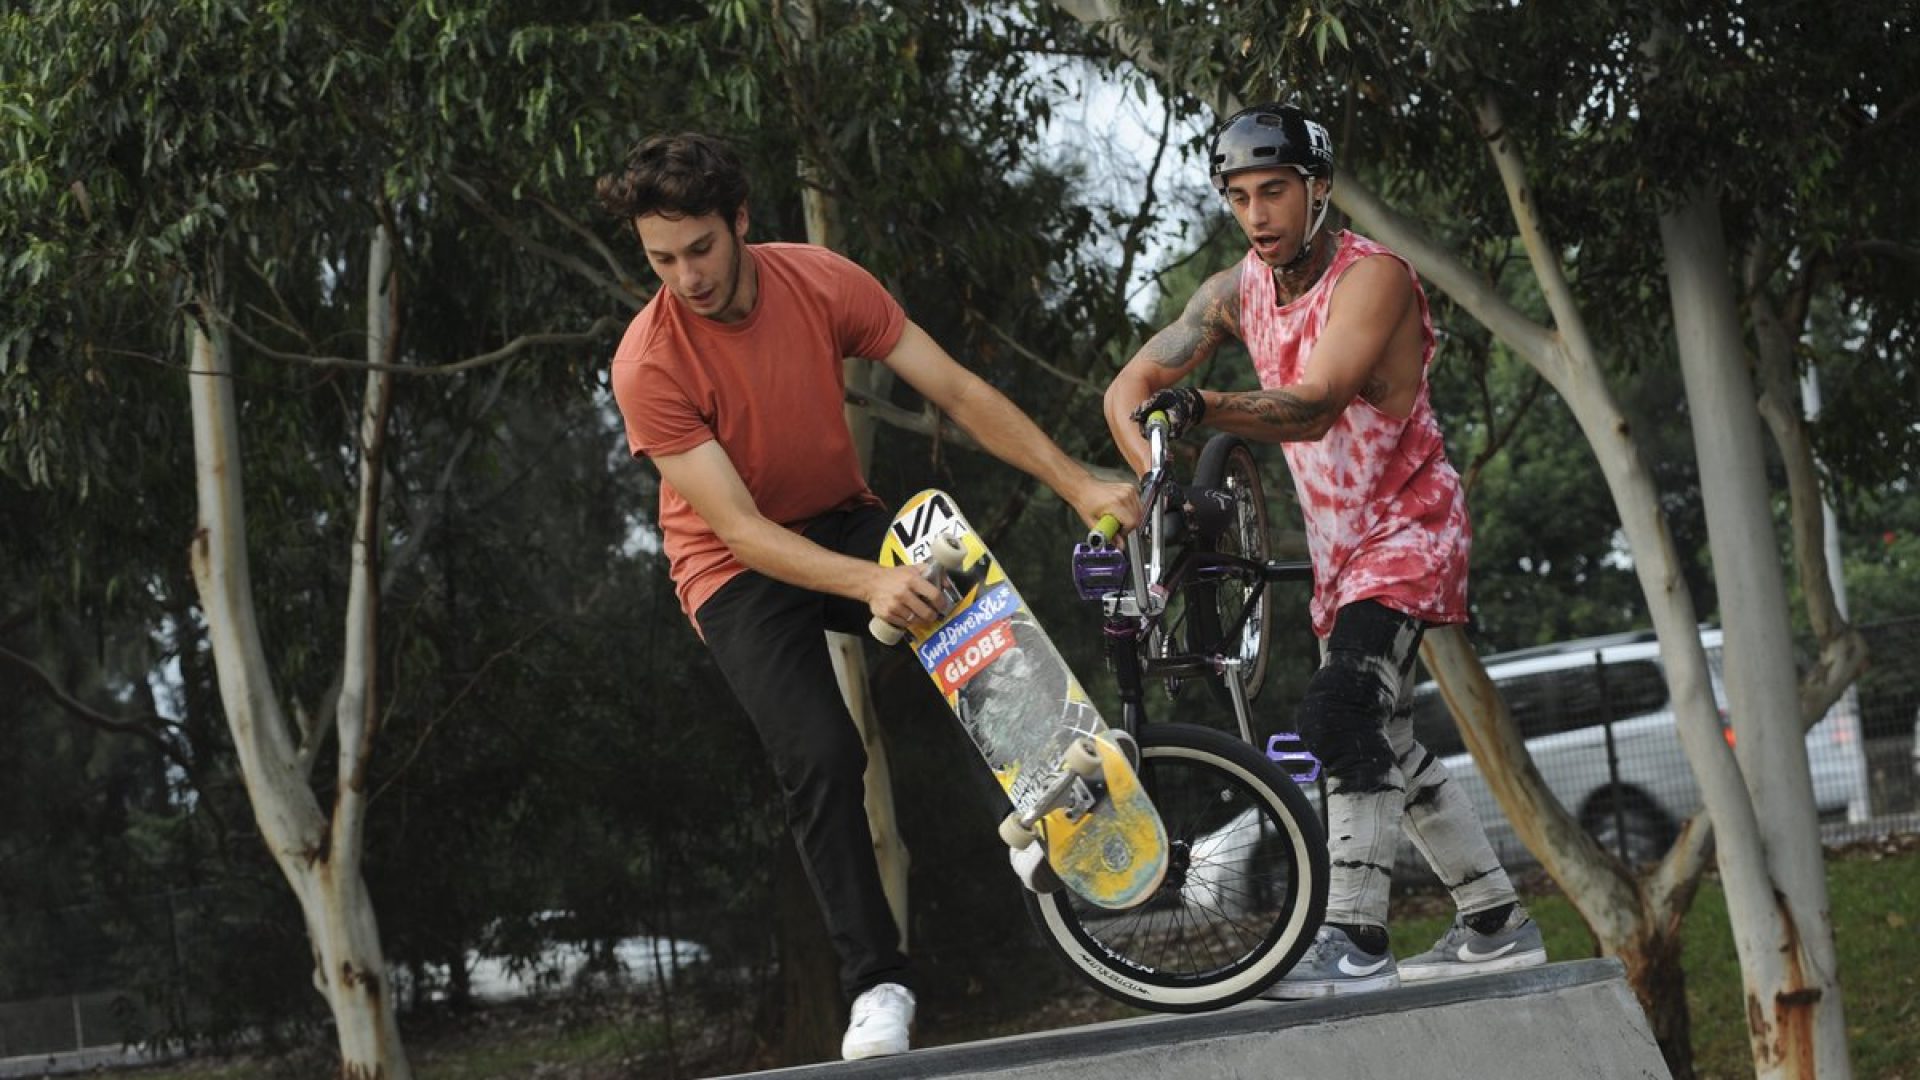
841;982;914;1060
1009;842;1064;894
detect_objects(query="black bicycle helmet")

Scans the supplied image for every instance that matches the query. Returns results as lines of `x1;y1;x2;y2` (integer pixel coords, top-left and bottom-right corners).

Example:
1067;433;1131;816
1208;103;1334;190
1210;104;1335;269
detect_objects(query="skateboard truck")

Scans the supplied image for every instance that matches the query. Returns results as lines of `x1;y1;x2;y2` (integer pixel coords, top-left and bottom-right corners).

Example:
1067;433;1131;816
998;736;1107;849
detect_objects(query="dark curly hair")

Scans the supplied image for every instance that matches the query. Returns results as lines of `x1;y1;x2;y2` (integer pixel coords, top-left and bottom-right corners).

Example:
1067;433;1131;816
595;133;750;224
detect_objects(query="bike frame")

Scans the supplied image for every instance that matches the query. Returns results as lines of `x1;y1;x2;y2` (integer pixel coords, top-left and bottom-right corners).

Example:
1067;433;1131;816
1075;425;1320;781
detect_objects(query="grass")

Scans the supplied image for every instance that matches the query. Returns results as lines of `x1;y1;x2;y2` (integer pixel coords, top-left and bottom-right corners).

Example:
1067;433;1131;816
1391;836;1920;1080
119;840;1920;1079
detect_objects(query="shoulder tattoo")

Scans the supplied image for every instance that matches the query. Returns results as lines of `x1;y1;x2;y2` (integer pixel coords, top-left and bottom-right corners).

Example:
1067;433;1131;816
1142;270;1241;371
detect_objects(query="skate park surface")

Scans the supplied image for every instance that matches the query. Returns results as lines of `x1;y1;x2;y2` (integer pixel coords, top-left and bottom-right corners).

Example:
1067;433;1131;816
718;958;1672;1080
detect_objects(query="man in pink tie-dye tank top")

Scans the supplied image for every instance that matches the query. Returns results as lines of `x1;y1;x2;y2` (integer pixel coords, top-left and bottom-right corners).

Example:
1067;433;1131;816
1105;104;1545;998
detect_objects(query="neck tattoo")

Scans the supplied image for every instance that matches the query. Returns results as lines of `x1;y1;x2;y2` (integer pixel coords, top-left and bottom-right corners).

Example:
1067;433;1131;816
1271;236;1334;306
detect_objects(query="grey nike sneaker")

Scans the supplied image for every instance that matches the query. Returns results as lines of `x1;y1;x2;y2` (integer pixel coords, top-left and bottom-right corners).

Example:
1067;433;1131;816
1262;924;1400;999
1399;906;1548;983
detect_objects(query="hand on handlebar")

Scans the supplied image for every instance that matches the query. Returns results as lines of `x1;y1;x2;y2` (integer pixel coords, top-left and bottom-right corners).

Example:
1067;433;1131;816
1130;387;1206;439
1071;477;1141;543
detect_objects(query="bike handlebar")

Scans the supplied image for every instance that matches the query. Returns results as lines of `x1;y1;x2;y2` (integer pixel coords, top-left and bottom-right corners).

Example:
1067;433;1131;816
1086;410;1175;550
1087;514;1122;548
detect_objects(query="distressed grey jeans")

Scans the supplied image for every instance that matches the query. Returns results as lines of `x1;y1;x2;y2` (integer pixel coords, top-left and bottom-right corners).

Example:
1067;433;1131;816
1299;600;1517;930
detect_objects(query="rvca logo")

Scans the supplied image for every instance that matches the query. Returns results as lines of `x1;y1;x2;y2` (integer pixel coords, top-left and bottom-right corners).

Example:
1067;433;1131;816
890;492;960;561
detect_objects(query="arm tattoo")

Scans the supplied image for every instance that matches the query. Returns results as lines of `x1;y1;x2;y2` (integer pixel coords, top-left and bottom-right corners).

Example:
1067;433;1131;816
1211;388;1336;437
1140;271;1240;372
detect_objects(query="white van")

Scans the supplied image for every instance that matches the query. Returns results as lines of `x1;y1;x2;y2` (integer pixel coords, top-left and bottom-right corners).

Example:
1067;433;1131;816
1404;627;1872;867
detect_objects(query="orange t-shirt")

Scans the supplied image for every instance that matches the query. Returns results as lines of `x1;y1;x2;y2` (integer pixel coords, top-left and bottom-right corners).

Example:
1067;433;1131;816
611;243;907;623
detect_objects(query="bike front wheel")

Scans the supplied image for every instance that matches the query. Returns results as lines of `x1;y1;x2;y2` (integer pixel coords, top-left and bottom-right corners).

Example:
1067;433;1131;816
1023;723;1327;1012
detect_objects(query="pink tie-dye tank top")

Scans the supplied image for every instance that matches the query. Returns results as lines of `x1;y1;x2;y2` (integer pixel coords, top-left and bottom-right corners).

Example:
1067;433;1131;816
1236;231;1470;638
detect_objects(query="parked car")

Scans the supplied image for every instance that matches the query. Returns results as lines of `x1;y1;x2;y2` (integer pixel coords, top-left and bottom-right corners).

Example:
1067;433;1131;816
1400;627;1872;868
1185;627;1873;910
395;912;709;1005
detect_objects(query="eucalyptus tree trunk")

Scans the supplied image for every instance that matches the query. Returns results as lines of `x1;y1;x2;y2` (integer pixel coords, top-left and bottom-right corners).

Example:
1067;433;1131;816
1659;194;1850;1079
797;135;912;949
1747;251;1870;733
184;226;411;1079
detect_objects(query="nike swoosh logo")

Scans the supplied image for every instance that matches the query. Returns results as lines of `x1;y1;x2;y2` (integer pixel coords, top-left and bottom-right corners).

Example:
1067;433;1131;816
1338;954;1392;977
1459;940;1517;963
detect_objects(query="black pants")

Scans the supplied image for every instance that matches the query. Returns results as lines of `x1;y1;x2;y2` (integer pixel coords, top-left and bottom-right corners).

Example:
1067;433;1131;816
695;503;910;999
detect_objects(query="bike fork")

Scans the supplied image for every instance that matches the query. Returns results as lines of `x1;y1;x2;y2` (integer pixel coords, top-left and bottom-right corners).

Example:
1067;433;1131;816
1219;656;1323;783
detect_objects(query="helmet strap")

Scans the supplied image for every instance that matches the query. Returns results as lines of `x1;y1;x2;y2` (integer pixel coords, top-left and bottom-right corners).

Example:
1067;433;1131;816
1283;176;1332;271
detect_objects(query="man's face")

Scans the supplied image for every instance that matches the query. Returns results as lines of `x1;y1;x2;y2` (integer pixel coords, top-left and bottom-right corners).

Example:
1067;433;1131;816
1222;168;1322;268
634;207;751;322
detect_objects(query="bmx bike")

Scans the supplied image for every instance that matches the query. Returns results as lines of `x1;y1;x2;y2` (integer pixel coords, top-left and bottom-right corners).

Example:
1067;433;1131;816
1019;412;1329;1012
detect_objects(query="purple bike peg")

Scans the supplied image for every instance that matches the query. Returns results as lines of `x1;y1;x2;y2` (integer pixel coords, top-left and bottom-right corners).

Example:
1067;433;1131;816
1072;543;1129;600
1266;732;1321;783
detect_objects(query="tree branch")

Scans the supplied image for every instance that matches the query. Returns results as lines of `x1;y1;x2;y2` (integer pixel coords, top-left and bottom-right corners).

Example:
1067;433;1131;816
1111;96;1174;319
444;174;647;311
532;193;646;291
220;312;622;375
1472;93;1594;378
1463;361;1545;494
0;643;209;798
370;616;555;807
1841;238;1920;264
1743;238;1870;726
965;311;1107;395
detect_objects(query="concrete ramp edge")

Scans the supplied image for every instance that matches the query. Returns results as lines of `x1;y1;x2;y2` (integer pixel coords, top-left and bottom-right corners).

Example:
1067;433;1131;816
727;957;1672;1080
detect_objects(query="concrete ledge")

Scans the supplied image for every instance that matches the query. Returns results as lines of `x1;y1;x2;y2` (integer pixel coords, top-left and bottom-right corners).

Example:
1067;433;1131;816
725;958;1671;1080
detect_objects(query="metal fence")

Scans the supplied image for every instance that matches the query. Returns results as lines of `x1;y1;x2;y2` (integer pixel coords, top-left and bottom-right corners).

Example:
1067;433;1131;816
0;991;133;1060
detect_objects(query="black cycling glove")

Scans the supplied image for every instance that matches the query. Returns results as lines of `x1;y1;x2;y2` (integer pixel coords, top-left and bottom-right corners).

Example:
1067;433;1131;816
1130;386;1206;439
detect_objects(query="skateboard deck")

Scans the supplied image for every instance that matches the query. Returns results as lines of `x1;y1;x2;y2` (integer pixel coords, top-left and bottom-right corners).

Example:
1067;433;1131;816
877;489;1167;910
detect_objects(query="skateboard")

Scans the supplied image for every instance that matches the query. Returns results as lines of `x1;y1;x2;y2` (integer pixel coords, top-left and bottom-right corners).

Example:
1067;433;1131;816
870;489;1168;910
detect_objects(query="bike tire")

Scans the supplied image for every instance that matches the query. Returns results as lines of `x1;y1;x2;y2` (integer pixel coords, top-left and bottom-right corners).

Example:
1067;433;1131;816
1187;434;1275;708
1023;723;1327;1012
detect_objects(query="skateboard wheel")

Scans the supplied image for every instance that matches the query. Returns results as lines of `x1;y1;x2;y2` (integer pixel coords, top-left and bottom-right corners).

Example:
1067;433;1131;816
932;533;968;571
869;617;905;646
1066;738;1104;778
999;811;1038;850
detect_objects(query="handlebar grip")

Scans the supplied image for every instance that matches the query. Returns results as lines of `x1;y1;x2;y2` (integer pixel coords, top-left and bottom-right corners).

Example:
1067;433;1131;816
869;617;906;646
1086;514;1122;548
1142;409;1170;433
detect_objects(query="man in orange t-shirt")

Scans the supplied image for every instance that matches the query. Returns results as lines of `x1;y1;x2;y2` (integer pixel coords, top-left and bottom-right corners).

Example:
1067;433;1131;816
596;133;1138;1060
